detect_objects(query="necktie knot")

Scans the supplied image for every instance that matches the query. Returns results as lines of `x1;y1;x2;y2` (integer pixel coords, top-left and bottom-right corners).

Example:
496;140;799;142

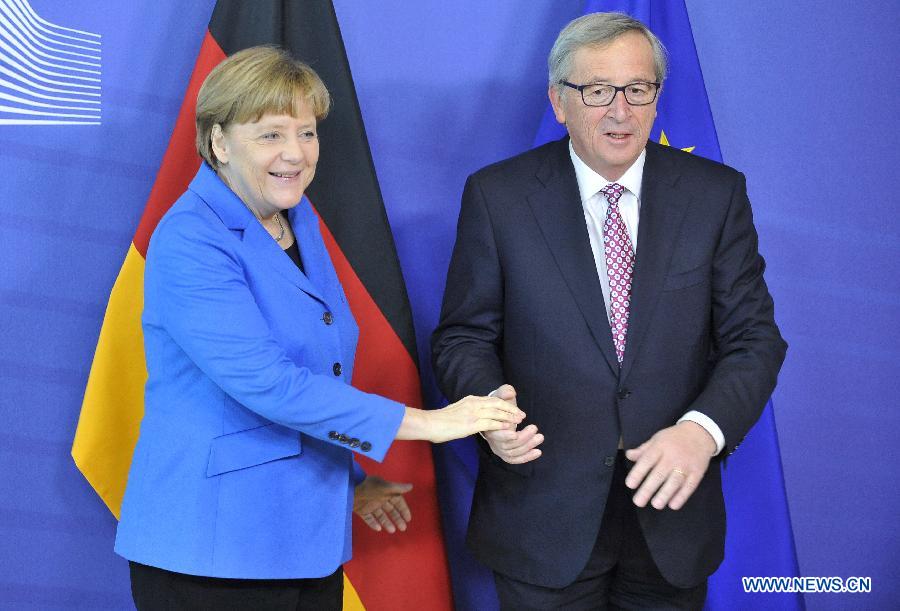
600;183;625;207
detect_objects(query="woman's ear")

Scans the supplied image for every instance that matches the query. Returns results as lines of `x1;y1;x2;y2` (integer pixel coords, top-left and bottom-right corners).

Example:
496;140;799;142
210;124;228;165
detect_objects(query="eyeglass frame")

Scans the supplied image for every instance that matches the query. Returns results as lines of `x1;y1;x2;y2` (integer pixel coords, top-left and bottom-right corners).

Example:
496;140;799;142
559;80;661;107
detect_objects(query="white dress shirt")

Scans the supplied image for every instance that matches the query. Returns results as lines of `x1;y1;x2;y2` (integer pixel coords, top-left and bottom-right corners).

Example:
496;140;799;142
569;142;724;455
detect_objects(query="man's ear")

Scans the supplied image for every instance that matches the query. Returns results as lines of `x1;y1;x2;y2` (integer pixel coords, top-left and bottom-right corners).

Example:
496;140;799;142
210;124;228;165
548;85;567;126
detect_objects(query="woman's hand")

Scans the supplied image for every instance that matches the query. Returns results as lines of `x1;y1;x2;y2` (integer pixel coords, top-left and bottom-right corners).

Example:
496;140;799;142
397;395;525;443
353;476;413;533
429;395;526;443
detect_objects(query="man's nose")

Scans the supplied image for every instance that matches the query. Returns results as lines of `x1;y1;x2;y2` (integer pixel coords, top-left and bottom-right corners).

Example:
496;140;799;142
606;90;631;119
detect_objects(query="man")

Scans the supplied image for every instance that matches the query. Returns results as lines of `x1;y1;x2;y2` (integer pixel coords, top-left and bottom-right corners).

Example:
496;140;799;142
431;12;786;610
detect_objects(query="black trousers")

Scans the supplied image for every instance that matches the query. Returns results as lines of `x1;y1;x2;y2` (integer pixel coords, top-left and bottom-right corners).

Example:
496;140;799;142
493;452;707;610
129;561;343;611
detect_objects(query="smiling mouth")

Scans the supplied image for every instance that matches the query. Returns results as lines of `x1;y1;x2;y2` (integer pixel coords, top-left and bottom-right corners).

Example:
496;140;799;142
269;171;300;179
605;132;631;140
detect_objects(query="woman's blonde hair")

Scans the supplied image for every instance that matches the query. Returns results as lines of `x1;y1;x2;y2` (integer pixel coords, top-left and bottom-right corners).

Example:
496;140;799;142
195;46;331;167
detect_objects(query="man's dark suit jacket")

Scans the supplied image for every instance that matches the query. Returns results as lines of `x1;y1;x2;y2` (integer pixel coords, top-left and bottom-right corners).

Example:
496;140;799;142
431;137;786;589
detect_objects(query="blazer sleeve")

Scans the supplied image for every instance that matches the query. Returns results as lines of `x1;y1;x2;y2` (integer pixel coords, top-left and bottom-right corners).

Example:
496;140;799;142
146;210;405;462
431;173;508;401
688;172;787;453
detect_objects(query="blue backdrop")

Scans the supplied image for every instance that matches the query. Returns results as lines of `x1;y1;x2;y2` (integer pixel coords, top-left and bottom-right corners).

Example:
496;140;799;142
0;1;897;610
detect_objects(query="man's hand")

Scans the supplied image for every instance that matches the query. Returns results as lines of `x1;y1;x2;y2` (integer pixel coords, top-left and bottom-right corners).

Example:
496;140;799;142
483;384;544;464
624;421;716;511
353;476;413;533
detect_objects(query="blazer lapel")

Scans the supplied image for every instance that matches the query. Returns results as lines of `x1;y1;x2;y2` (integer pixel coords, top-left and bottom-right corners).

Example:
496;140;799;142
620;142;691;381
243;219;328;306
527;140;619;375
288;200;336;306
190;164;328;305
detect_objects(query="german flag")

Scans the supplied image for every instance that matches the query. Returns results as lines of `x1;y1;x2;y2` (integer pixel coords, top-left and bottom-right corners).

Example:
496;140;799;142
71;1;452;608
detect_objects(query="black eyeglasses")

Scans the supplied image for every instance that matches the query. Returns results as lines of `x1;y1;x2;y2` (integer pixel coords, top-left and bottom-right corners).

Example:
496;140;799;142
560;81;660;107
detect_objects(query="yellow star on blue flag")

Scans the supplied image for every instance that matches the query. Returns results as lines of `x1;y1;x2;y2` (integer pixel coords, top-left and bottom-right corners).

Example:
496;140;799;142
658;130;695;153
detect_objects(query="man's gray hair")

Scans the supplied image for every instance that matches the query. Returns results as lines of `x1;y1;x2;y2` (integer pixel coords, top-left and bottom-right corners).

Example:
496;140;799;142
548;12;668;94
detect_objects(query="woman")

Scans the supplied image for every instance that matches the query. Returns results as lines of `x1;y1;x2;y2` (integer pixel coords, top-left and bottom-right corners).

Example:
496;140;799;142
114;46;522;610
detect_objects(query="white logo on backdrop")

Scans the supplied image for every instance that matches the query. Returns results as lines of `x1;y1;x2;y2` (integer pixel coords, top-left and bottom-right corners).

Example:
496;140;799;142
0;0;101;125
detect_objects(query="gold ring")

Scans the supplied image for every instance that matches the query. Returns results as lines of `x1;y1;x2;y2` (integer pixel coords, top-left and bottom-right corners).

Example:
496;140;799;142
672;467;686;477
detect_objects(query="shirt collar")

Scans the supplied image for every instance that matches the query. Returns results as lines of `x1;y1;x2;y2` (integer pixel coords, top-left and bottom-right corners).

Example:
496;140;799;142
568;140;646;203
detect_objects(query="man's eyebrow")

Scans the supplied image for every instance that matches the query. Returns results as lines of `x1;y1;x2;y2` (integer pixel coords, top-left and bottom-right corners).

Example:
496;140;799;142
575;74;656;84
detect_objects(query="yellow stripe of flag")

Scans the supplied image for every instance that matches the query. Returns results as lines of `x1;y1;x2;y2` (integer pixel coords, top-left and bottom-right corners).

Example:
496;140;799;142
72;243;147;519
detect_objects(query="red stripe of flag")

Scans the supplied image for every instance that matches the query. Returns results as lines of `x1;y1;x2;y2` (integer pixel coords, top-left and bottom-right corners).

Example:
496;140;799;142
133;31;224;256
317;212;452;610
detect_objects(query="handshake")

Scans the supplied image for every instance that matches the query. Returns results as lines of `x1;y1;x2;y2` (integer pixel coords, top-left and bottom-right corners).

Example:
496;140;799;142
396;383;538;457
397;383;544;464
481;383;544;465
397;384;540;454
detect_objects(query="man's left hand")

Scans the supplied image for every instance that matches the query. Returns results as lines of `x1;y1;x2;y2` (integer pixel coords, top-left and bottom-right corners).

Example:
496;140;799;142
354;476;413;533
624;421;716;511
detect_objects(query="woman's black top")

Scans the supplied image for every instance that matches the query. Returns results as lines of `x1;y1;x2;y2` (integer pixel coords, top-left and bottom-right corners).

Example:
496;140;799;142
283;236;305;275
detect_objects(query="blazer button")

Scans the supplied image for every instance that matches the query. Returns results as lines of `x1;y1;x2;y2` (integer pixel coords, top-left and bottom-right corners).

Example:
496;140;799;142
328;431;339;440
339;434;349;444
333;362;342;376
360;441;372;452
323;312;334;325
349;438;360;448
617;389;631;400
604;455;616;467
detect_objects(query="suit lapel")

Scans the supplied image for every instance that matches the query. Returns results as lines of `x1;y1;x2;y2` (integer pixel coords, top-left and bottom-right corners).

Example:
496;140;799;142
620;142;691;381
527;140;619;375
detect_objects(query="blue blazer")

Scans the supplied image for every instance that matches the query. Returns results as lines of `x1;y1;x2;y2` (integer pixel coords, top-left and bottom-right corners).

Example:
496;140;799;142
115;164;405;579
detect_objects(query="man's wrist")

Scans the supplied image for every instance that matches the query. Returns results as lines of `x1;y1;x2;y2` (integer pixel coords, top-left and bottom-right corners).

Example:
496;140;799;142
677;411;723;456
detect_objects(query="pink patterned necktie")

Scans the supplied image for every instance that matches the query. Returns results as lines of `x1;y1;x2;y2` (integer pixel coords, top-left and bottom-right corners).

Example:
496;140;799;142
600;183;634;364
